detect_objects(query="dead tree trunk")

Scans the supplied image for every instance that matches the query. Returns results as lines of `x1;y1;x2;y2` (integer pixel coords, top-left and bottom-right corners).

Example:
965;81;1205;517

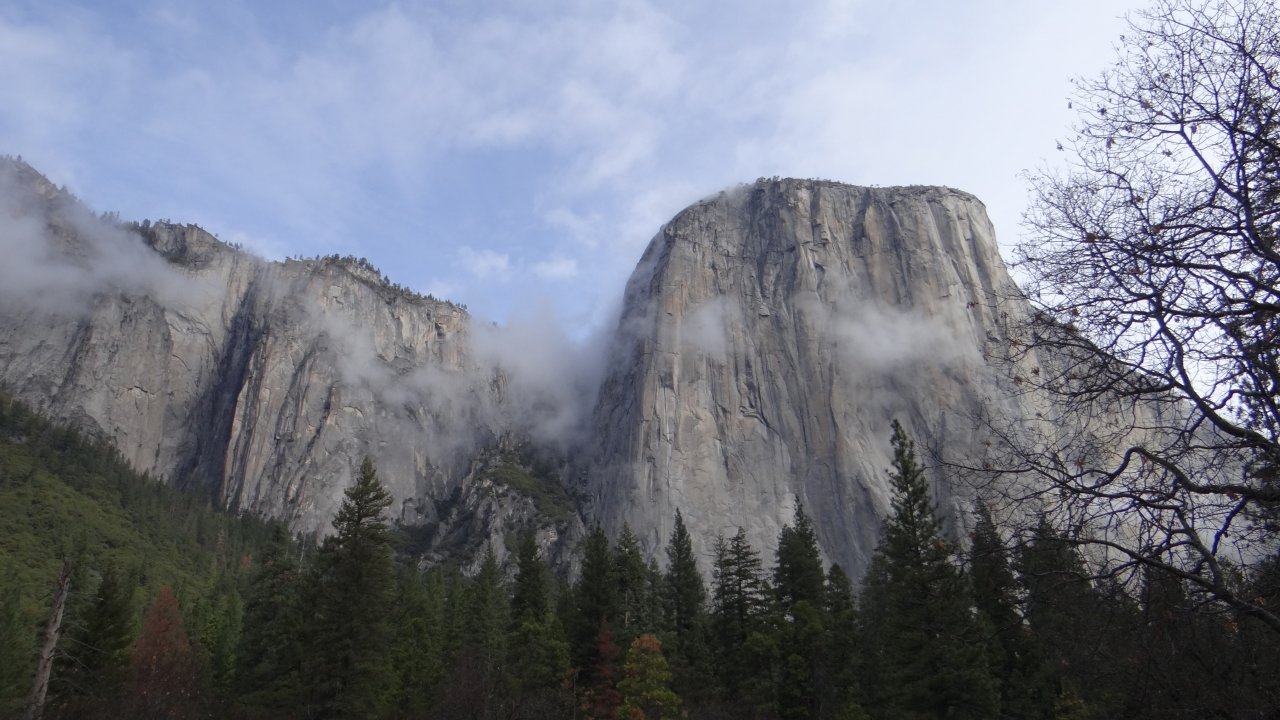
22;560;71;720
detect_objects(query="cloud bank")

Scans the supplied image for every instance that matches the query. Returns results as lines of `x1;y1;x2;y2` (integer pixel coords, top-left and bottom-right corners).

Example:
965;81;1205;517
0;162;214;315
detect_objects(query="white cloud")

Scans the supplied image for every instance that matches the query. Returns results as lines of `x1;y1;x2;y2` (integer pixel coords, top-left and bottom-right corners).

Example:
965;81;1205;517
531;256;578;280
457;246;512;280
0;164;216;316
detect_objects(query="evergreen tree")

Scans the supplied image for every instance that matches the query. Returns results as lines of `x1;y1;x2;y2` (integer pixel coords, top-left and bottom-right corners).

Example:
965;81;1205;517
775;503;825;611
1015;517;1094;717
0;567;34;718
304;457;397;720
641;558;666;638
968;502;1036;718
662;509;708;667
773;503;827;720
665;509;716;707
573;527;617;677
54;565;134;713
823;565;867;719
1015;518;1139;717
390;567;444;719
506;533;571;714
192;577;241;702
457;548;510;716
617;634;683;720
858;421;998;720
510;531;551;628
710;528;773;710
614;524;649;642
236;525;304;716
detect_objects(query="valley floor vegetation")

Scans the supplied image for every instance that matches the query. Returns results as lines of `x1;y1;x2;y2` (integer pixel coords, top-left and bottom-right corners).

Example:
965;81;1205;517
2;395;1277;720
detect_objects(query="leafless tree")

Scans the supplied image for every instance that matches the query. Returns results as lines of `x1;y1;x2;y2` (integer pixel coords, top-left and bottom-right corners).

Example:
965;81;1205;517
971;0;1280;633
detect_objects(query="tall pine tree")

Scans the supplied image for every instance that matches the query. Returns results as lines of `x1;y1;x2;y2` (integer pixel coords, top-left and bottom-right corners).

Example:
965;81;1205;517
613;525;649;643
236;525;304;716
56;565;135;712
859;421;998;720
573;527;617;679
507;532;570;715
304;457;397;720
968;501;1037;719
661;510;711;706
710;528;774;712
773;503;827;720
126;585;203;720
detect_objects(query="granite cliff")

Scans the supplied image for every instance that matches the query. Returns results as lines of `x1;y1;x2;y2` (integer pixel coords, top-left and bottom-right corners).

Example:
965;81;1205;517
1;159;1058;575
0;158;584;569
583;179;1048;576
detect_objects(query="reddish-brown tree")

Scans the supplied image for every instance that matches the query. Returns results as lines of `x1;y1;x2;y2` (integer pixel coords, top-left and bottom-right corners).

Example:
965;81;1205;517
126;586;203;720
579;620;622;720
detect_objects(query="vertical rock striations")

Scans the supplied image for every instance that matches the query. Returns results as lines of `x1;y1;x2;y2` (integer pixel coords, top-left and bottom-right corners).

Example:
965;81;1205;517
584;179;1041;576
2;160;1084;576
0;158;579;565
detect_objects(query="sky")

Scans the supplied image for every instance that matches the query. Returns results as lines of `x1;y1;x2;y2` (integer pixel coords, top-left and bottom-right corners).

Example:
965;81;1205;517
0;0;1147;332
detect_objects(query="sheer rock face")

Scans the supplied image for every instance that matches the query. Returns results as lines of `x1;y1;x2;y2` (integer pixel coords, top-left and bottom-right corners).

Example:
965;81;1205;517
0;226;478;533
584;179;1042;576
1;160;1060;577
0;161;573;558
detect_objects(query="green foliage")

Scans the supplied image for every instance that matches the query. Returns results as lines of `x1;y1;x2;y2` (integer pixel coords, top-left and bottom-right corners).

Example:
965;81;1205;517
390;566;446;719
709;527;773;710
0;392;275;717
54;565;135;711
775;503;825;612
661;510;710;698
190;576;242;701
0;391;274;621
574;526;618;676
969;502;1037;718
859;421;999;720
511;531;552;627
773;504;828;720
304;458;398;720
614;524;650;643
486;448;575;522
0;563;35;718
617;634;683;720
7;388;1279;718
235;525;304;716
823;565;864;718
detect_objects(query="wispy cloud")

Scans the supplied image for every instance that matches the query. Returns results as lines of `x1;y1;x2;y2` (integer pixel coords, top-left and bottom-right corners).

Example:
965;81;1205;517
0;0;1143;331
531;256;578;280
456;246;512;281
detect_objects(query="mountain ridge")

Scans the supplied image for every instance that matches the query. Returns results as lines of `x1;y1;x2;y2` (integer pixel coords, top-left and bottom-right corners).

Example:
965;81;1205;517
1;156;1053;575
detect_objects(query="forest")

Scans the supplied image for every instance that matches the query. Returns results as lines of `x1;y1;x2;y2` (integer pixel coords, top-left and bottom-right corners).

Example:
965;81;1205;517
2;394;1277;720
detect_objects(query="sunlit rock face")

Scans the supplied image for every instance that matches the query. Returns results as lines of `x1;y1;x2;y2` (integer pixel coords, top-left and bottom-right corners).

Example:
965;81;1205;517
584;179;1043;576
